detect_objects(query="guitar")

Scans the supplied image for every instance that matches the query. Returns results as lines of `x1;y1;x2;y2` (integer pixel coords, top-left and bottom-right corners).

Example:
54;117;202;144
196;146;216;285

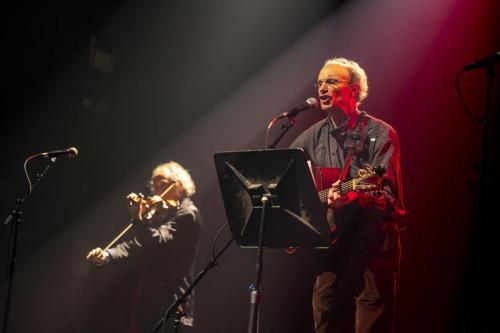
312;164;386;247
314;164;386;204
284;164;386;253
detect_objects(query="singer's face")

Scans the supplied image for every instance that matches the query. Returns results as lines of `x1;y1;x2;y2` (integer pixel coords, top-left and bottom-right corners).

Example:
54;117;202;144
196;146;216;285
317;64;358;114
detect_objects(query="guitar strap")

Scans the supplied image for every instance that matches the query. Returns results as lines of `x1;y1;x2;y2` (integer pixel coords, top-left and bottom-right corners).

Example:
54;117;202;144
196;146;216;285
339;111;367;182
330;111;368;243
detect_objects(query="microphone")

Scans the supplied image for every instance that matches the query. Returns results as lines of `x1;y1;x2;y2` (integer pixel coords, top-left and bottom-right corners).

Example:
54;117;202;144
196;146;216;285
463;51;500;71
40;147;79;158
276;97;319;119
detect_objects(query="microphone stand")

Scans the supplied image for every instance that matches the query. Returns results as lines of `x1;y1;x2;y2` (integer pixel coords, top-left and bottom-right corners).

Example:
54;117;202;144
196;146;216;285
2;156;58;333
465;63;496;330
474;65;494;230
152;237;234;333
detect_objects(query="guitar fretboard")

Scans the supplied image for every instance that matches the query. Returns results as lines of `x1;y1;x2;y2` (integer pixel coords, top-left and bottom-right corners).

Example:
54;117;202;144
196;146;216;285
317;180;357;203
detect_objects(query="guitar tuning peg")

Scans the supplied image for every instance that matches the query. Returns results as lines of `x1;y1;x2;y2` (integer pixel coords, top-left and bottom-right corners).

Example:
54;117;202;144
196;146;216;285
357;169;367;177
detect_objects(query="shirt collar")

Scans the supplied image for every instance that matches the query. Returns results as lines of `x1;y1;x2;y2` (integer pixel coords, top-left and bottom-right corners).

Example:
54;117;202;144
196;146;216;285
327;109;361;133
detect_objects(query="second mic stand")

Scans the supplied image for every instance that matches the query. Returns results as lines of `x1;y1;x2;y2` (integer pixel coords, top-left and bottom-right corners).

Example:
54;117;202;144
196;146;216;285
2;156;57;333
464;62;496;331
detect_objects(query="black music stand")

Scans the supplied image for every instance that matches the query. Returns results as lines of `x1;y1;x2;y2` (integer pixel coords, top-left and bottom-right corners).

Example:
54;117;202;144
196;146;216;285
214;148;330;333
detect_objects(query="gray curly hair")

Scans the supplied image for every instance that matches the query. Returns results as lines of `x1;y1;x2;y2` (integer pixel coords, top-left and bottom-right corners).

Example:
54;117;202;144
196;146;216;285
324;58;368;107
150;161;196;197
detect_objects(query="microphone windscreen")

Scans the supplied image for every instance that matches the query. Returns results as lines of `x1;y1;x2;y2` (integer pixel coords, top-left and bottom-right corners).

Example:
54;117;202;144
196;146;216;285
306;97;319;108
68;147;79;158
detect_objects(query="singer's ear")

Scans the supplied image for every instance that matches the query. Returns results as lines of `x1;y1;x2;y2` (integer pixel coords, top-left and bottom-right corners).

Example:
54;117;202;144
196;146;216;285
351;83;360;97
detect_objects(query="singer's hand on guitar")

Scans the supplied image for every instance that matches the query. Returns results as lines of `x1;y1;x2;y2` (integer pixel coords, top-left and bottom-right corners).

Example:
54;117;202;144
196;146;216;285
327;180;359;208
86;247;109;266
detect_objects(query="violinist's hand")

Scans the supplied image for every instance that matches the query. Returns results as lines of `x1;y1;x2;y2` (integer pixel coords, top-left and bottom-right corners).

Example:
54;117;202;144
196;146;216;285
126;192;142;220
327;180;358;208
86;247;109;266
145;195;171;221
148;195;165;207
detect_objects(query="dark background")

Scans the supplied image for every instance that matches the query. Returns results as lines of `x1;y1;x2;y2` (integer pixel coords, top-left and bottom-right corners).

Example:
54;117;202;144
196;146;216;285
1;0;499;332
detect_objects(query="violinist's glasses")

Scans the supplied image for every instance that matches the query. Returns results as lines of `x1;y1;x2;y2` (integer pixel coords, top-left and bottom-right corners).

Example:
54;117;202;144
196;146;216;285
150;177;176;194
314;78;351;89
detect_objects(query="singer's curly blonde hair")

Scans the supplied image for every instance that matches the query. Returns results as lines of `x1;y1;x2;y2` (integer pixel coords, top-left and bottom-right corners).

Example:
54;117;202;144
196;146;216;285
149;161;196;197
324;58;368;107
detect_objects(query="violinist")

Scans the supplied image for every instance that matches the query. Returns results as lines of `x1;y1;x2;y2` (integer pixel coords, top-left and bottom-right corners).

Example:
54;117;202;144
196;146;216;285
86;161;202;332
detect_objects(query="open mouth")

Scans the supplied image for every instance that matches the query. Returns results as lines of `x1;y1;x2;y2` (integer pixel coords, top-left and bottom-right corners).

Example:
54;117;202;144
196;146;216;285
319;95;331;103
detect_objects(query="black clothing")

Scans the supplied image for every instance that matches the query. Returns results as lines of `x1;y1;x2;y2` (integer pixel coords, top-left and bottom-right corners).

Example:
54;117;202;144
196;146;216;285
90;197;202;333
290;111;404;333
290;111;404;217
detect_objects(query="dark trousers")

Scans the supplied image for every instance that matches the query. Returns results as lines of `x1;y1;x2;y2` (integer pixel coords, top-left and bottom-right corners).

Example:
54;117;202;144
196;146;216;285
312;256;396;333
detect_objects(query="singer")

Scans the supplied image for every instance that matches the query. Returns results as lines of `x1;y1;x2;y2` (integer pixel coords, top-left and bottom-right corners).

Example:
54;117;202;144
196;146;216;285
290;58;405;333
85;161;202;332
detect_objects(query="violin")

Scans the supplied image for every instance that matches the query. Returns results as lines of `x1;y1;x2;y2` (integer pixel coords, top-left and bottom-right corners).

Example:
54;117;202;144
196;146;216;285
127;182;180;221
102;181;180;252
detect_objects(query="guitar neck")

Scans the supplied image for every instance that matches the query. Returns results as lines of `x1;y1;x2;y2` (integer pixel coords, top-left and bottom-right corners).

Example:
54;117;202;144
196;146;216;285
317;180;356;204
